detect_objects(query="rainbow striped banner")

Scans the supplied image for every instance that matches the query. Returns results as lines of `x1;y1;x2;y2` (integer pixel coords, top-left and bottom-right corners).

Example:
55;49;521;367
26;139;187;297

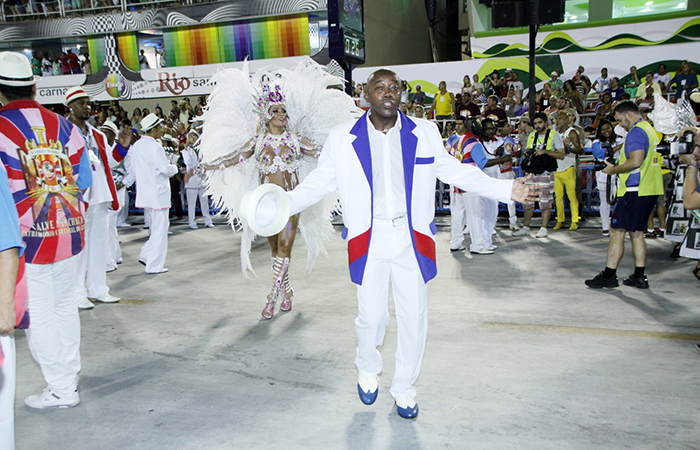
87;36;105;74
164;13;310;67
116;33;139;72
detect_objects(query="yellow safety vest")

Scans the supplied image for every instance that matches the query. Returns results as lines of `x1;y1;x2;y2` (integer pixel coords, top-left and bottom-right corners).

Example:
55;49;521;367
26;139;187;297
617;120;663;197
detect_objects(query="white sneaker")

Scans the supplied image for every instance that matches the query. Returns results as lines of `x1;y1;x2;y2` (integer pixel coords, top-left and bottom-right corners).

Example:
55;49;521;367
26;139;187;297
205;223;215;228
167;231;173;235
470;247;495;255
146;268;169;274
76;298;94;310
535;227;548;238
189;225;198;230
116;223;132;228
358;373;378;394
510;223;521;231
92;293;120;303
25;388;80;409
106;265;117;273
512;226;530;237
487;245;498;250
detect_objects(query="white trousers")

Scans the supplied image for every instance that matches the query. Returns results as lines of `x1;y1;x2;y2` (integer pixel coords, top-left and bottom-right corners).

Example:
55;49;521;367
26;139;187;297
116;189;130;226
449;191;467;249
464;192;493;251
26;256;81;395
106;207;122;271
596;171;611;231
75;202;110;300
139;208;169;273
355;218;428;401
186;188;213;228
143;208;152;228
0;335;15;450
499;171;518;226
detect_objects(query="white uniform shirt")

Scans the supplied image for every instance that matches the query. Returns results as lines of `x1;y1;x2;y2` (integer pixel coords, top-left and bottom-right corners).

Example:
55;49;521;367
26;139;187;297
366;113;407;220
130;136;178;209
81;124;112;205
482;136;504;179
181;146;201;190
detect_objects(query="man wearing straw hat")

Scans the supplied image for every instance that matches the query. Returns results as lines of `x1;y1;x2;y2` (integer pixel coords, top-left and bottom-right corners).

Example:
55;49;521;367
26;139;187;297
0;52;93;410
130;113;178;274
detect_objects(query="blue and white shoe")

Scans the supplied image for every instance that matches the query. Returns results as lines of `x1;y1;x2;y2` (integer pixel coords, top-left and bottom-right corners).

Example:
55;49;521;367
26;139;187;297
395;395;419;419
357;373;378;405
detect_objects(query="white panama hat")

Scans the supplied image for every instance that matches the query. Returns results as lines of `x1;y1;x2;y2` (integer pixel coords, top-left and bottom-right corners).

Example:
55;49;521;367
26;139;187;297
99;120;119;136
241;184;291;237
0;51;40;87
141;113;163;132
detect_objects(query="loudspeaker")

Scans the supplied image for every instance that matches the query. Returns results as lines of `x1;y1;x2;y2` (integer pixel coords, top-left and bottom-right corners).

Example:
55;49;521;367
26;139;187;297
490;0;565;29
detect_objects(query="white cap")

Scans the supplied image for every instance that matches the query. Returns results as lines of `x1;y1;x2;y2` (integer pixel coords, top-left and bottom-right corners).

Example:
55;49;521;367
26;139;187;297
0;51;39;87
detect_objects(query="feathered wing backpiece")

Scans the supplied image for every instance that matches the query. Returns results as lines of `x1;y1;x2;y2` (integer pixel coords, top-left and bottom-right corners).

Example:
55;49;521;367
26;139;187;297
199;58;362;276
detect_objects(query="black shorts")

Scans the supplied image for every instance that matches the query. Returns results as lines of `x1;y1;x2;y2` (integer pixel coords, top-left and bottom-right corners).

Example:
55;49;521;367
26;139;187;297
610;191;658;232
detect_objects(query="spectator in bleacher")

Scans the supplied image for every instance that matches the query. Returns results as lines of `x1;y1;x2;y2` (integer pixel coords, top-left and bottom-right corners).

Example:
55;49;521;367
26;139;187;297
607;76;625;101
461;75;473;98
442;121;455;139
155;106;165;120
139;49;149;70
158;48;166;68
592;67;610;99
30;51;41;77
502;68;515;96
625;66;640;89
671;60;698;100
595;92;614;125
549;71;563;97
571;66;591;98
502;86;522;118
194;96;206;116
412;84;425;106
485;70;502;98
400;80;412;105
506;72;524;98
81;53;91;76
482;95;507;123
472;74;486;102
66;49;80;74
399;102;409;116
413;104;425;119
431;81;454;121
563;80;585;114
179;99;193;125
41;52;52;77
636;71;661;99
516;115;532;150
536;83;554;112
544;96;560;116
59;51;70;74
358;82;370;108
456;91;481;118
654;63;672;94
637;86;655;110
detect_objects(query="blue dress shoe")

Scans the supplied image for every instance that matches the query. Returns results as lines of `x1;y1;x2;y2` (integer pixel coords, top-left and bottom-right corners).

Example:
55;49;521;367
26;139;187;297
396;401;419;419
357;384;378;405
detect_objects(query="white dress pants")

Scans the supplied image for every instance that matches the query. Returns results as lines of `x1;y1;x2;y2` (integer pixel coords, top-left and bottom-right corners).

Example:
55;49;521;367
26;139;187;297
0;335;15;450
186;188;213;228
143;207;151;228
139;208;169;273
75;202;110;300
596;171;611;231
499;171;518;226
116;189;130;226
483;197;498;248
107;188;127;270
26;256;81;395
355;218;428;401
449;191;467;249
464;192;489;251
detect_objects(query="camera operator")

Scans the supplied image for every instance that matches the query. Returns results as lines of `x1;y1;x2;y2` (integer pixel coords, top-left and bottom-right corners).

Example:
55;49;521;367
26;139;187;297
585;101;664;289
513;112;565;238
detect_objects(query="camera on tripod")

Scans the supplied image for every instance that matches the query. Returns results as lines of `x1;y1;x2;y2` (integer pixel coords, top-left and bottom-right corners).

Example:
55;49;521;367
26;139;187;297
656;130;696;156
593;142;616;171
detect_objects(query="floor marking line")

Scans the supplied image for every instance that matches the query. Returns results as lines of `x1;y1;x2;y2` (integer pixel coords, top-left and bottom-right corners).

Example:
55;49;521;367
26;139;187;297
480;321;700;341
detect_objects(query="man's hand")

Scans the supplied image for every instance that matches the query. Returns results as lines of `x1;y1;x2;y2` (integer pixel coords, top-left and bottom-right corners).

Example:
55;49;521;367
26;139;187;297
511;174;541;203
0;303;15;336
602;160;616;175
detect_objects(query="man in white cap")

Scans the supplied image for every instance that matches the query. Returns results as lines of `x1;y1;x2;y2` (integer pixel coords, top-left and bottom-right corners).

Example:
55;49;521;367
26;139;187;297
99;119;132;272
182;129;214;229
130;113;178;274
65;86;125;309
0;51;92;410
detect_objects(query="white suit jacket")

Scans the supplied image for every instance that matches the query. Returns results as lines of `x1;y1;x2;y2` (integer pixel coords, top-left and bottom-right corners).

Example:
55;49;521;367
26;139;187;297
130;136;178;209
181;147;201;189
288;111;514;285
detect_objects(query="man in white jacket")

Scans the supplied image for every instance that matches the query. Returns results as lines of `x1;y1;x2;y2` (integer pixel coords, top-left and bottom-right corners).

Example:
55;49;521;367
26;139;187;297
284;69;536;419
181;130;214;229
130;114;177;274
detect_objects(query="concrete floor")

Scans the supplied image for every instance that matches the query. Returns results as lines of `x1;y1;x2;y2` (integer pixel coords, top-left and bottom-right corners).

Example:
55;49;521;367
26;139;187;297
12;215;700;450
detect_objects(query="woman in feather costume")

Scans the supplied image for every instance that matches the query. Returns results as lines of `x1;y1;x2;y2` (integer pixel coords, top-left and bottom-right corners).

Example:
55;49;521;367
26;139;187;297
199;60;359;319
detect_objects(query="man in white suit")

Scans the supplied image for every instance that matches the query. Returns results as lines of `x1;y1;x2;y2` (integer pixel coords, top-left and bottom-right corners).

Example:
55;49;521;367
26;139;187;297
285;70;535;419
130;114;178;274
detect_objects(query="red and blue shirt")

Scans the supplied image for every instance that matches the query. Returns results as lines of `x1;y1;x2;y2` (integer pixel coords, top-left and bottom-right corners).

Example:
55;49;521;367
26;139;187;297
0;100;91;265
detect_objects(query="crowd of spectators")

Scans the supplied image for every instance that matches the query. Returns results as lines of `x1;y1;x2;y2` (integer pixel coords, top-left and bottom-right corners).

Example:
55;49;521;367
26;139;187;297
28;49;91;76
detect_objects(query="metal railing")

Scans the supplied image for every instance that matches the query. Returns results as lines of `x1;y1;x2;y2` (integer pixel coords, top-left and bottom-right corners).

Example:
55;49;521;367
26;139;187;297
0;0;208;21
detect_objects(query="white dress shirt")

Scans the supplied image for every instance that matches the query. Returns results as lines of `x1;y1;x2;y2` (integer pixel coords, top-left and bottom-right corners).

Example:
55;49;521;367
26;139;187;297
81;124;112;205
366;113;407;220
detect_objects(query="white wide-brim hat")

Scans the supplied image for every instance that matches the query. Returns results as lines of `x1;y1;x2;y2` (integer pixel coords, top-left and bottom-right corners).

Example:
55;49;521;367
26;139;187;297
141;113;163;132
99;120;119;135
0;51;39;87
241;184;291;237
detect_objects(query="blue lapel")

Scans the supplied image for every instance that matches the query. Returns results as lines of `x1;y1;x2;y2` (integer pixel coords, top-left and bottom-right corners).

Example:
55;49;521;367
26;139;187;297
350;111;372;189
399;112;418;217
